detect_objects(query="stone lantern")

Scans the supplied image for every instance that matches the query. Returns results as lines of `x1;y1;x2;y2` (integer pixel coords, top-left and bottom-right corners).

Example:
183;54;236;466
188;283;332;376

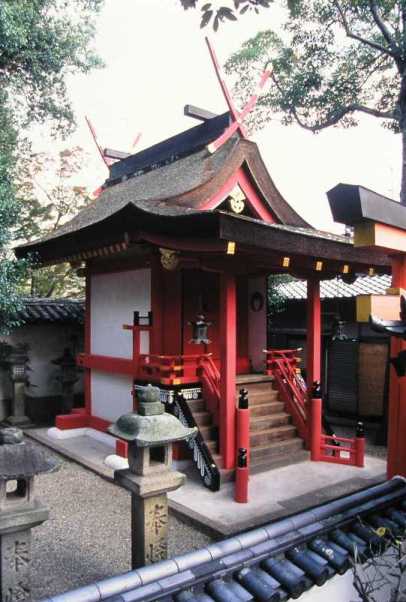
108;384;197;569
6;344;30;427
52;348;78;414
0;427;58;602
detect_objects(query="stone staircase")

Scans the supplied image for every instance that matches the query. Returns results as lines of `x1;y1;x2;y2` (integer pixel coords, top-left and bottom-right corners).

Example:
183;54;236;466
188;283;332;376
240;374;307;476
184;374;308;485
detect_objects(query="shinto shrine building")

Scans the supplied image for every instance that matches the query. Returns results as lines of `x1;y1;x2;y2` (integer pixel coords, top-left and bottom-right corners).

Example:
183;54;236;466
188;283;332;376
17;106;390;488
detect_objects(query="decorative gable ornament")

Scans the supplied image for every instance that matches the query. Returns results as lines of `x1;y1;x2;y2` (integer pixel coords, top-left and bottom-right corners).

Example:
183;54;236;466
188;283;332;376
228;184;246;214
159;248;179;271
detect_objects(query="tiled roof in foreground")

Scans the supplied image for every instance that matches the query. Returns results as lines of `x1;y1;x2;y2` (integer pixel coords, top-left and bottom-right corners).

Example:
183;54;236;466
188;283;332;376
14;298;84;324
277;274;392;300
41;478;406;602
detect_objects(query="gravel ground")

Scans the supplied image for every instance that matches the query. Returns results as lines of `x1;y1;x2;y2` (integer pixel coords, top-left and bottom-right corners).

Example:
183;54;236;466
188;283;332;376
30;442;213;601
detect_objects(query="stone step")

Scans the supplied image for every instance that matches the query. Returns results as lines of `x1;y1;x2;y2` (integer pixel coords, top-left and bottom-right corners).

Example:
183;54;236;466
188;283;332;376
250;437;304;462
246;390;280;405
250;413;291;431
187;398;206;413
236;374;273;385
192;411;212;427
251;448;309;474
236;382;277;396
250;425;297;447
250;402;285;417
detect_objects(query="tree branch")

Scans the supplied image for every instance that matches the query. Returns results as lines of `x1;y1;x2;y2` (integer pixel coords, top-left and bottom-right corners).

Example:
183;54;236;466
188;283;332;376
270;72;395;132
368;0;399;53
334;1;398;59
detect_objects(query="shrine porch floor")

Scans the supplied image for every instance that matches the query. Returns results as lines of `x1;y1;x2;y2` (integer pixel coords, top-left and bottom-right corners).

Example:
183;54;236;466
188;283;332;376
26;426;387;536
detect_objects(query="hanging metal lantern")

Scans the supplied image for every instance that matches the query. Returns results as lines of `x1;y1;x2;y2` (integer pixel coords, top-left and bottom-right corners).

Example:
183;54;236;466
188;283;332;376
188;314;212;345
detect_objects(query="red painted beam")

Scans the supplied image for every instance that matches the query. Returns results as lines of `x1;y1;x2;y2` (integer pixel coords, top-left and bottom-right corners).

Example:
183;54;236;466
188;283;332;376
77;353;136;376
219;273;237;470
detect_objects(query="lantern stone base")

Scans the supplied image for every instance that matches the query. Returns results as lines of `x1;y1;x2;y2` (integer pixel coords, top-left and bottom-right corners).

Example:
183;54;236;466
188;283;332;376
0;499;49;602
114;468;186;569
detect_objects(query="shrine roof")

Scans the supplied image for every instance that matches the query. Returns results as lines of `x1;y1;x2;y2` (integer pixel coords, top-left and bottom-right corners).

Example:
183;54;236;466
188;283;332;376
40;478;406;602
14;298;84;324
16;116;313;261
277;274;392;300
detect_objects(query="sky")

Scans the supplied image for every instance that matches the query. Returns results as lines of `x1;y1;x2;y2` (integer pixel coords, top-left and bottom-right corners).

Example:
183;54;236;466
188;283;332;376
38;0;402;232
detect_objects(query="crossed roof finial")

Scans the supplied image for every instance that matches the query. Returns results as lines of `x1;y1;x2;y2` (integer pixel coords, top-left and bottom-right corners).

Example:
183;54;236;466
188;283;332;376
205;37;271;154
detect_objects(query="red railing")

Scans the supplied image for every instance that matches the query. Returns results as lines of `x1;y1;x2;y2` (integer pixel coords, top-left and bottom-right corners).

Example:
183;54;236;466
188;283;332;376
311;398;365;467
264;348;365;468
264;349;308;443
197;354;221;423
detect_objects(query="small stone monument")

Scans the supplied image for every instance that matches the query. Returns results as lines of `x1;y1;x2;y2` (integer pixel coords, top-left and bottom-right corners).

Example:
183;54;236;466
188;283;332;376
0;427;58;601
6;345;30;426
108;384;197;569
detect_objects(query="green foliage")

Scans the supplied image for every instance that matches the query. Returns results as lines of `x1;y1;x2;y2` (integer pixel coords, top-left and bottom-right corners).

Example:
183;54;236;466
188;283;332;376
226;1;406;202
0;0;103;332
0;0;104;134
226;2;403;132
179;0;272;30
16;146;92;298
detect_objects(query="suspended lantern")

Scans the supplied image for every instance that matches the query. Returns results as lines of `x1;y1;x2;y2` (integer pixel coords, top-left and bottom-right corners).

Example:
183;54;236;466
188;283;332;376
188;314;212;345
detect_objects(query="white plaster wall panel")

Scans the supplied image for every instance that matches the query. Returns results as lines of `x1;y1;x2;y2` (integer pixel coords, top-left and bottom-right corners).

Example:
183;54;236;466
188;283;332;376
90;269;151;358
248;276;267;372
91;371;133;421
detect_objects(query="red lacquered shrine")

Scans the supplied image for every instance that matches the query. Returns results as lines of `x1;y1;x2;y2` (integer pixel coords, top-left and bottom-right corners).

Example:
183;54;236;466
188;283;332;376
17;68;390;489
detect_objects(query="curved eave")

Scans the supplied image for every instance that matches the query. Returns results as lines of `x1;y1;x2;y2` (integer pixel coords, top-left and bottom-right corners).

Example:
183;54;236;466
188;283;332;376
16;204;390;271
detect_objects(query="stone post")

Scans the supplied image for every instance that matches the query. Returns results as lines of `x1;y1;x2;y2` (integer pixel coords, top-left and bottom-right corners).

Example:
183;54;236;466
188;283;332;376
6;345;30;427
0;427;58;601
108;384;197;569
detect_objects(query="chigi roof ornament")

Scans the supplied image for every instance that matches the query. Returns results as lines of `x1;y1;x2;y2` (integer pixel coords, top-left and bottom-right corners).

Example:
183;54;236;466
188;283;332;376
205;36;271;154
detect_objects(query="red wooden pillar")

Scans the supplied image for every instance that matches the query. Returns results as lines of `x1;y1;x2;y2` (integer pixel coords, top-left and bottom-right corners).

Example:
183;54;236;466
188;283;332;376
387;255;406;477
306;278;321;389
306;277;321;449
220;273;237;470
150;256;164;355
84;269;92;416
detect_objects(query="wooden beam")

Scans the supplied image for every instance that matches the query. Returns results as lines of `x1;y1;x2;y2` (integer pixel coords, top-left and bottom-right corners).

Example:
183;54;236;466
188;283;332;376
103;148;131;160
356;294;402;322
354;221;406;253
184;105;218;121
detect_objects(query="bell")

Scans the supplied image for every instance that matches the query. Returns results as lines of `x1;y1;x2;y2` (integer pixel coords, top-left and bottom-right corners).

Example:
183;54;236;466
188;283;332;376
188;314;212;345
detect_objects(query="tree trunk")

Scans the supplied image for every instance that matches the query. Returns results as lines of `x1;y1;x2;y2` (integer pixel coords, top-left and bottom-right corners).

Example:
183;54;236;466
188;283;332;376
401;127;406;206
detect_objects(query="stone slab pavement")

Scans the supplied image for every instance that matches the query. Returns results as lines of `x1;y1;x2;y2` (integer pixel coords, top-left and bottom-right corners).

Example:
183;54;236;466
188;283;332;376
27;427;387;537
